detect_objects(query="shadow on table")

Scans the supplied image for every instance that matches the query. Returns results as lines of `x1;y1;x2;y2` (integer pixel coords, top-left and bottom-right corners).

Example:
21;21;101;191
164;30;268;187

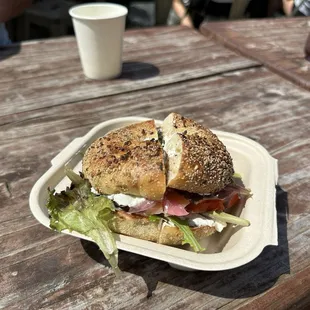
81;185;289;299
119;61;160;80
0;43;21;62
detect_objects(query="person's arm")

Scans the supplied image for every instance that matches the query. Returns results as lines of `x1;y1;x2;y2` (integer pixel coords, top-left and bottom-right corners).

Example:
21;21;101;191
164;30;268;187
0;0;33;22
172;0;194;28
282;0;294;16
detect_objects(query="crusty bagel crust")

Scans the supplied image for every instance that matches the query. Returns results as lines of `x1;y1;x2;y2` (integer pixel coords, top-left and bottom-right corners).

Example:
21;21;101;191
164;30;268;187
158;225;216;245
162;113;234;194
108;211;161;242
83;114;234;198
82;120;166;201
108;211;216;246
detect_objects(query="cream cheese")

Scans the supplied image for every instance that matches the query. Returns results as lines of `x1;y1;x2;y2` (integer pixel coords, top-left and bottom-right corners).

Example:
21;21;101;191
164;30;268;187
162;220;175;227
183;214;227;232
91;187;100;195
163;132;176;145
143;137;158;141
164;135;178;157
107;193;146;208
165;148;178;157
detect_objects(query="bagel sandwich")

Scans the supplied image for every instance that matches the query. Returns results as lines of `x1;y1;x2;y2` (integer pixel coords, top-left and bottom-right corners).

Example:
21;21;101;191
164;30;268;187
47;113;252;273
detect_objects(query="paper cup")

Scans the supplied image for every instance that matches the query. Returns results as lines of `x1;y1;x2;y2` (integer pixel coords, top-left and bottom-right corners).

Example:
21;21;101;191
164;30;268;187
69;3;128;80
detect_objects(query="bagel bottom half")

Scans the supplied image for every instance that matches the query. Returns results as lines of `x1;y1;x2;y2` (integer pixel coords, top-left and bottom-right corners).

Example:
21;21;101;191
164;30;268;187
108;210;216;246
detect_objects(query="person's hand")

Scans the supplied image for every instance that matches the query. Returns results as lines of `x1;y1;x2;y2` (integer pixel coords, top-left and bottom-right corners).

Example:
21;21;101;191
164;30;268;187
305;33;310;61
180;15;194;28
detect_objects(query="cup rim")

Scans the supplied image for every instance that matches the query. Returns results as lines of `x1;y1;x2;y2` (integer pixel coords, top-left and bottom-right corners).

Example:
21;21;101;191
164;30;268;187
69;2;128;20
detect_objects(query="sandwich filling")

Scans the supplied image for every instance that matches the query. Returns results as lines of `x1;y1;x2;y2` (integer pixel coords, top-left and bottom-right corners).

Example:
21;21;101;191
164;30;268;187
107;193;147;208
105;180;251;231
106;192;227;232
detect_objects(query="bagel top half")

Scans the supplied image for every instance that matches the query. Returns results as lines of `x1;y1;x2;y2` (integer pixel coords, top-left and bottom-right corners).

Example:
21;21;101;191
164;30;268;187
82;113;234;199
82;119;166;201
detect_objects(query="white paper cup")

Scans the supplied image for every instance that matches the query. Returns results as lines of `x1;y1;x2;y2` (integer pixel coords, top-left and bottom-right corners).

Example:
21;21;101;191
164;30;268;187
69;3;128;80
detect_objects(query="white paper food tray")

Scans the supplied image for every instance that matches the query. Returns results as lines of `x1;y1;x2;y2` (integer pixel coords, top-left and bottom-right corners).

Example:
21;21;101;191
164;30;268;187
29;117;278;271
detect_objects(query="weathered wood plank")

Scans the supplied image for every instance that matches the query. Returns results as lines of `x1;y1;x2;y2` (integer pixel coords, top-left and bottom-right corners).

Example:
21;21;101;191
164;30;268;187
1;18;310;309
200;17;310;90
1;66;310;309
0;233;75;270
0;230;293;310
0;240;114;310
0;27;257;115
223;266;310;310
0;26;259;117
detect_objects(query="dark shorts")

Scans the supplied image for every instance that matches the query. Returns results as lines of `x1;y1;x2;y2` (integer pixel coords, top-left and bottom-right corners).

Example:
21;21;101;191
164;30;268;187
188;0;269;29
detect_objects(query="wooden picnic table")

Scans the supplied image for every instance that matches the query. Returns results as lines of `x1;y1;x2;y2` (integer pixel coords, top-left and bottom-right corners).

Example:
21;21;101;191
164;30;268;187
1;24;310;310
201;17;310;90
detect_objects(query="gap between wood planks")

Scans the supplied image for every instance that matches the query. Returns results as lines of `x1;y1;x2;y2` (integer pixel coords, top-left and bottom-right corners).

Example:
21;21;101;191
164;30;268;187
0;234;77;271
0;63;262;125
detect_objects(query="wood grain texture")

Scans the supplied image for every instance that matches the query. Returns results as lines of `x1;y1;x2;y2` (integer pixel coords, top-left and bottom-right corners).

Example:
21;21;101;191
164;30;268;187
200;17;310;90
1;65;310;309
1;25;310;310
0;26;259;117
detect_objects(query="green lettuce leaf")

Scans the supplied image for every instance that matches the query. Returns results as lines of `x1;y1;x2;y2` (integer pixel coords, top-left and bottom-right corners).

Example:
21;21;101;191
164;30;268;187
46;168;120;275
167;216;205;252
206;211;250;227
149;215;205;252
233;172;242;179
148;215;162;222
